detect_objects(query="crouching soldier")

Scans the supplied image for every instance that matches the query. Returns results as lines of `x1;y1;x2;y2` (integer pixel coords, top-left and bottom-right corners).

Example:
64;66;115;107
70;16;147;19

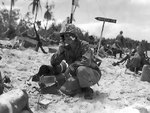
32;31;101;99
113;43;150;74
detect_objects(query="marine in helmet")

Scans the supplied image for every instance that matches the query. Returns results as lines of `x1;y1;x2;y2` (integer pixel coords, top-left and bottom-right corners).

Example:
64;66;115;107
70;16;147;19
32;27;101;99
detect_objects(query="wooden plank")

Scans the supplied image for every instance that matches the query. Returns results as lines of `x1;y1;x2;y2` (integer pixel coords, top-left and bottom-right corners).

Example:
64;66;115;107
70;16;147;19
95;17;117;23
17;36;38;45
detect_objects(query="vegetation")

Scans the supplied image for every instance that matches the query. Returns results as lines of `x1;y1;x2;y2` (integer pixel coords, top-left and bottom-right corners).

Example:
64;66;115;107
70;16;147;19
9;0;16;25
0;1;149;51
29;0;42;24
101;37;150;51
44;1;55;30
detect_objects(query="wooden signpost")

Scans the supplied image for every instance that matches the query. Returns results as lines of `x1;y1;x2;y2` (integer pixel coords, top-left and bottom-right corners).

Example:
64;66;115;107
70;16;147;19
95;17;117;55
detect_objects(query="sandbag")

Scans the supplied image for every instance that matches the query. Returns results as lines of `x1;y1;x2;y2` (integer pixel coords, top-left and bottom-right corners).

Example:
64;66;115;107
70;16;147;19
0;89;32;113
141;65;150;82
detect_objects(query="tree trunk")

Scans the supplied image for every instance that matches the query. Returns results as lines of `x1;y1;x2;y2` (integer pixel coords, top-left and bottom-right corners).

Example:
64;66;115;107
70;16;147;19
9;1;13;26
35;43;39;52
40;45;47;54
45;19;48;30
34;11;38;24
35;43;47;54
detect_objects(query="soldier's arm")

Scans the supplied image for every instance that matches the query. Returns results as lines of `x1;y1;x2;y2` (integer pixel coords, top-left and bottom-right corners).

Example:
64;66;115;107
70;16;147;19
118;54;130;63
51;44;66;66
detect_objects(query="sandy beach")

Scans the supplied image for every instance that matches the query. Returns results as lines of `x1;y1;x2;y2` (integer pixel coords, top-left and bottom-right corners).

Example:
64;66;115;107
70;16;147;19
0;42;150;113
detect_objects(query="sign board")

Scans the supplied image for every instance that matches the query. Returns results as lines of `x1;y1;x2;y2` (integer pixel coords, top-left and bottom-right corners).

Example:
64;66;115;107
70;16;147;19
95;17;117;23
95;16;117;56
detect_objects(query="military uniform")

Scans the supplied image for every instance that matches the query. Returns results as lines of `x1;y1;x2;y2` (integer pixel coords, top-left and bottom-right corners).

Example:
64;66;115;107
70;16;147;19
32;32;101;99
116;33;124;48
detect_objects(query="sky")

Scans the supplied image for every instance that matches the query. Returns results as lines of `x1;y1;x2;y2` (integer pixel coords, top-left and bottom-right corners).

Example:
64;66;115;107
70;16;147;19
1;0;150;42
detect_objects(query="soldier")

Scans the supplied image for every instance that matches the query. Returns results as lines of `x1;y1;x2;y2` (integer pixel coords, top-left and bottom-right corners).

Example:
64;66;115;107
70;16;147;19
113;43;150;74
32;31;101;99
115;31;125;49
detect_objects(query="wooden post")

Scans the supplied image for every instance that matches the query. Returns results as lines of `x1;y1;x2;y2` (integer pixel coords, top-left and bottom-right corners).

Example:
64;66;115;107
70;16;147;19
97;21;105;56
95;17;117;56
70;0;75;23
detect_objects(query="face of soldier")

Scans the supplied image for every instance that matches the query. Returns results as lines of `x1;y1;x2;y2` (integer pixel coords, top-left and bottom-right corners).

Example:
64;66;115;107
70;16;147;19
64;35;75;45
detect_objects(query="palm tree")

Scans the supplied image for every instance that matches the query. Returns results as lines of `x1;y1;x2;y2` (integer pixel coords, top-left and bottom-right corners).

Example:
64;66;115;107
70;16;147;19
9;0;15;25
29;0;42;23
29;0;48;53
3;0;17;40
44;1;54;30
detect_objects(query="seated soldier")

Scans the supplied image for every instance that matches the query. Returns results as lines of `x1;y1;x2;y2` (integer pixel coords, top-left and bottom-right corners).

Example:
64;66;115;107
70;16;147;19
112;49;136;66
114;50;139;74
98;45;108;58
113;45;150;74
32;31;101;99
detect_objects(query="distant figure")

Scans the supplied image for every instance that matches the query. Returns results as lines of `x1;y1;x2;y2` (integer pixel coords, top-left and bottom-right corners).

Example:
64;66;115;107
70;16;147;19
110;31;125;58
115;31;125;49
97;39;108;58
136;42;145;57
60;17;70;33
111;43;123;58
98;45;108;58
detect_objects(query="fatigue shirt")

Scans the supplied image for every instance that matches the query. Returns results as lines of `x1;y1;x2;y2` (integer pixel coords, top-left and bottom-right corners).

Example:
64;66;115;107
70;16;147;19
51;39;100;73
116;34;124;47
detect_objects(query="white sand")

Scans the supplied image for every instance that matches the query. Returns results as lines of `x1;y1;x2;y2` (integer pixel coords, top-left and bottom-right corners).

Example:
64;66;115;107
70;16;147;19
0;41;150;113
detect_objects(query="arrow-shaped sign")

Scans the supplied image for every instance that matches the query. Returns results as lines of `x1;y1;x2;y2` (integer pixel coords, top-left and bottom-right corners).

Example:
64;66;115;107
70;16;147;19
95;17;117;23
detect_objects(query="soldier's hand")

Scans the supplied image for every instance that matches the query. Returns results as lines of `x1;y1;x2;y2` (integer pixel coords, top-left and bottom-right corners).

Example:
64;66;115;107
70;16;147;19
57;44;65;55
